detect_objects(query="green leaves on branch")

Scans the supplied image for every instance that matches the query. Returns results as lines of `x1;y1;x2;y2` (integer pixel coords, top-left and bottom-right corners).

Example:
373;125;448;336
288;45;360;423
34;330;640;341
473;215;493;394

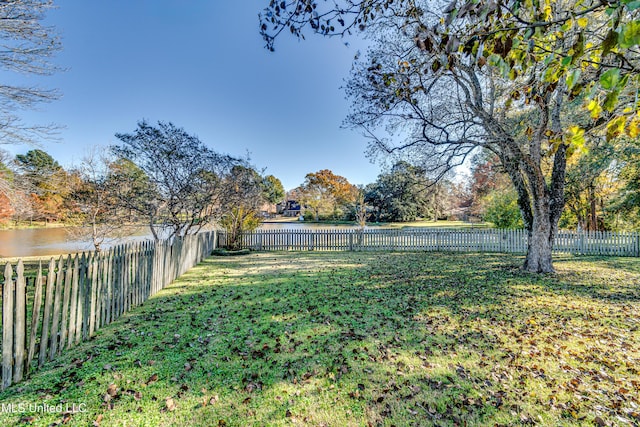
566;126;587;157
618;19;640;48
600;69;621;90
440;0;640;143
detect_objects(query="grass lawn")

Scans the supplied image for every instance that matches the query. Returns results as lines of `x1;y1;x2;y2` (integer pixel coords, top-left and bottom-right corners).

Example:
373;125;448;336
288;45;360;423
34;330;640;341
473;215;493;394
378;220;491;229
0;251;638;426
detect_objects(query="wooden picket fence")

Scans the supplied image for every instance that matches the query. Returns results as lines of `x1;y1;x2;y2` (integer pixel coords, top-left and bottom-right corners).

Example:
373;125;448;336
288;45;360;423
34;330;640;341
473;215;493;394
0;231;217;390
222;228;640;256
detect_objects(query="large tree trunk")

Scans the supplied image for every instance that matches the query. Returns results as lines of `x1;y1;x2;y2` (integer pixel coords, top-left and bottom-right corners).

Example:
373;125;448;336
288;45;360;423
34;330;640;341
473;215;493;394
524;205;555;273
522;141;567;274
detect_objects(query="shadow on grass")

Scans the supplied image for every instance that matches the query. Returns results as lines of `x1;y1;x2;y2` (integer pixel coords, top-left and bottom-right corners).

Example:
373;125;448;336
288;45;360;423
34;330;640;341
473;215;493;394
0;251;638;426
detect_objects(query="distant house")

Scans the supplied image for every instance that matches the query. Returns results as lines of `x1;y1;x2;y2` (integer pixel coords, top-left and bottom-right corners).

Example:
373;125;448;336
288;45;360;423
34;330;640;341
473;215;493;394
277;200;301;217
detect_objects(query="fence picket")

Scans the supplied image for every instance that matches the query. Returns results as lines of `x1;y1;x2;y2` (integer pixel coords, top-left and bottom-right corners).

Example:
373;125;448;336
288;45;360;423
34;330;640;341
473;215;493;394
13;261;26;383
38;259;56;367
106;249;113;324
67;256;79;349
48;257;64;359
26;263;44;375
89;253;98;337
59;256;72;351
2;263;14;389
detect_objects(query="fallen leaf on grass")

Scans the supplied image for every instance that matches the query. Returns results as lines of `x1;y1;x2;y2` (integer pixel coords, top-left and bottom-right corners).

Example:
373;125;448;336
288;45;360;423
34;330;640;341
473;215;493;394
200;394;219;407
145;374;158;385
93;414;103;427
104;383;119;402
165;397;177;411
245;382;262;393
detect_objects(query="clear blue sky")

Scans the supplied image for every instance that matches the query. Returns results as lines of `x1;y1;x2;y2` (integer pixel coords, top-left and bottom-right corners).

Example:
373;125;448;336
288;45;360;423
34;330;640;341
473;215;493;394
4;0;381;190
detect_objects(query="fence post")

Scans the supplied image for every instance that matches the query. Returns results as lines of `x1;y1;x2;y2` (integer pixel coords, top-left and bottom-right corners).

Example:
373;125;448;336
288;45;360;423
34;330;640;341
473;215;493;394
2;263;14;390
13;261;26;384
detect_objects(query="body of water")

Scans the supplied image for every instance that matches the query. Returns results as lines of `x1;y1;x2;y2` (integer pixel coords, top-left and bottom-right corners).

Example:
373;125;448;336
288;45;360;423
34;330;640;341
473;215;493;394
0;222;364;258
0;227;154;259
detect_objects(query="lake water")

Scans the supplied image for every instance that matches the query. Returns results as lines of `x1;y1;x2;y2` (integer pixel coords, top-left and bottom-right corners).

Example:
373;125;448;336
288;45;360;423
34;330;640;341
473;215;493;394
0;227;154;259
0;222;364;258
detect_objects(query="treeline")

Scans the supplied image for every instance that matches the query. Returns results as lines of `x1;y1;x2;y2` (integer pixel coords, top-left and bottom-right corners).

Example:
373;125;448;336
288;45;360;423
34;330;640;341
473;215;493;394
0;121;285;250
3;121;639;236
288;162;463;224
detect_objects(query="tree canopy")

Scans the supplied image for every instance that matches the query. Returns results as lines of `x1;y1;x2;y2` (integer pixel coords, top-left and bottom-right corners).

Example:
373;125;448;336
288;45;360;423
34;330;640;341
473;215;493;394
365;161;433;222
262;174;286;204
113;120;240;239
299;169;357;220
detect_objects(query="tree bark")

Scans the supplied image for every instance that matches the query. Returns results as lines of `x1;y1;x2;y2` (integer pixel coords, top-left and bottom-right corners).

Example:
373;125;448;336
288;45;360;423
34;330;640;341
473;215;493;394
523;200;555;273
588;183;597;231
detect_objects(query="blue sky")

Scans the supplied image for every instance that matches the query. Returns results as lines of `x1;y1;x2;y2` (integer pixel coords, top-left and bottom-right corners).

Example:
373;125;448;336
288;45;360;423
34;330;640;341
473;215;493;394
3;1;381;190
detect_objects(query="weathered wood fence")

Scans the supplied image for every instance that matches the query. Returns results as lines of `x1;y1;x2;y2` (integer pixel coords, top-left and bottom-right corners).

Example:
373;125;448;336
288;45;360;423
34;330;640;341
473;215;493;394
222;228;640;256
0;231;217;390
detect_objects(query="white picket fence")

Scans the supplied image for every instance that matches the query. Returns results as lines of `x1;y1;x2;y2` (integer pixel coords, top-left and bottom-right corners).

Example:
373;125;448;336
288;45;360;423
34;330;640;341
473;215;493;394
220;228;640;256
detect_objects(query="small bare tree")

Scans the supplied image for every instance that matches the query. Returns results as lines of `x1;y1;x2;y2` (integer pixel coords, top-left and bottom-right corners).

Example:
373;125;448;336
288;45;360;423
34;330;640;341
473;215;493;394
67;148;132;252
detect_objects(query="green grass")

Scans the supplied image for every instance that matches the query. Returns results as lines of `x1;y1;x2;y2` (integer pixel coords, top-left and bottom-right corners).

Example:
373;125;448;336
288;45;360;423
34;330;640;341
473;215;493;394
0;252;639;426
269;218;491;229
379;220;490;229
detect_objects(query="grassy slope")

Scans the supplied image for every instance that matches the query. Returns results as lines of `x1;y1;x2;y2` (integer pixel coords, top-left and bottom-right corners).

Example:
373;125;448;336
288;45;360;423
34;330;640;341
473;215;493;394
0;252;638;427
